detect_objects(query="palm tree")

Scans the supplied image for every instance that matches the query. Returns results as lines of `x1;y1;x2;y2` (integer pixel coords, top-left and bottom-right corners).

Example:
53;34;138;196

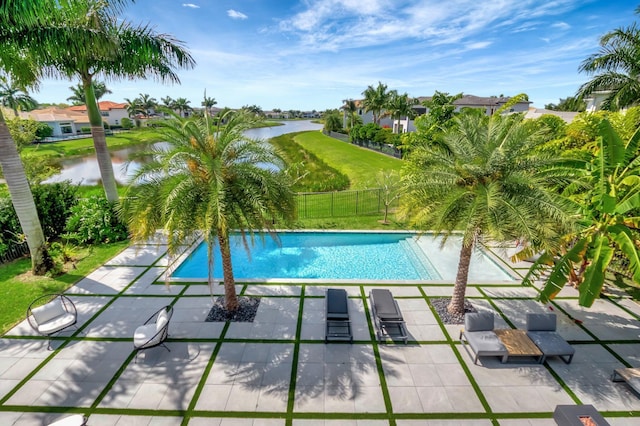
20;1;195;202
386;90;415;134
341;98;358;130
362;82;390;125
66;81;112;105
524;120;640;306
0;75;38;116
401;111;575;316
202;93;217;117
121;111;296;311
578;10;640;110
173;97;191;117
124;97;145;118
137;93;158;116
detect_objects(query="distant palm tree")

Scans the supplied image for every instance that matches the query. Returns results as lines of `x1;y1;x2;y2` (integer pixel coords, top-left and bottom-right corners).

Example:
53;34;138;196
66;81;112;105
202;94;217;117
173;97;192;117
0;75;38;116
578;9;640;110
137;93;158;116
124;97;145;118
386;90;415;133
402;111;574;316
121;111;296;311
342;98;358;130
362;82;390;125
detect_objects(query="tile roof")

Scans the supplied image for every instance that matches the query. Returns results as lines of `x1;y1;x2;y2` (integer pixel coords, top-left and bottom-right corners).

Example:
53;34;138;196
67;101;127;112
19;107;90;123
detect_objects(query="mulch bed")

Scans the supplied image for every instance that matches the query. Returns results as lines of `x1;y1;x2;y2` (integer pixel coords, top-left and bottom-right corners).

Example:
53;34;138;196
205;296;260;322
431;297;476;324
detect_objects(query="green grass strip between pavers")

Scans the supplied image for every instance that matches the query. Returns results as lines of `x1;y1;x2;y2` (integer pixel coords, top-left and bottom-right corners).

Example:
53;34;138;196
285;284;306;426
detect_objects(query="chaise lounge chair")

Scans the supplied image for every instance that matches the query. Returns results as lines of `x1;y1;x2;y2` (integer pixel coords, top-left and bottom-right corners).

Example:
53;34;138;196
27;294;78;350
369;289;408;344
612;368;640;396
525;313;575;364
133;305;173;362
459;312;508;364
325;288;353;342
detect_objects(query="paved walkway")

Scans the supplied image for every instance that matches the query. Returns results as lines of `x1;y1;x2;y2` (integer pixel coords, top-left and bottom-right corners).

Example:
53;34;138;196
2;239;640;425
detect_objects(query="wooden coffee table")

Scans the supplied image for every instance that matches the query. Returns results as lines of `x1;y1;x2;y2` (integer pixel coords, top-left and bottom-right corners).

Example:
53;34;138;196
494;329;543;363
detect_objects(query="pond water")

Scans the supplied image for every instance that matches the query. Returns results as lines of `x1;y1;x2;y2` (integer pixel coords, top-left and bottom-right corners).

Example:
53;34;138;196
45;120;324;185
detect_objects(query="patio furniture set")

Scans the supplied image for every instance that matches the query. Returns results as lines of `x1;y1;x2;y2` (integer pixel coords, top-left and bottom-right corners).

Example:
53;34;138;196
459;311;575;365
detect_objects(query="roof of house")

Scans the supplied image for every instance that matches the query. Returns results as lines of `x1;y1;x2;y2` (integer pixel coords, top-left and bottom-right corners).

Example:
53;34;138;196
524;107;578;123
19;107;90;124
67;101;127;112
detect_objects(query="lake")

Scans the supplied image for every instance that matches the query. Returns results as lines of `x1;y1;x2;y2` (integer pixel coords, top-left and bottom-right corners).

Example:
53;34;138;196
45;120;324;185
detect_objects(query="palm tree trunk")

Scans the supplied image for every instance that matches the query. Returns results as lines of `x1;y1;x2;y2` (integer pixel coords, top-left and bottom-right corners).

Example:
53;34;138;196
218;233;239;312
82;76;119;202
448;240;474;316
0;110;51;275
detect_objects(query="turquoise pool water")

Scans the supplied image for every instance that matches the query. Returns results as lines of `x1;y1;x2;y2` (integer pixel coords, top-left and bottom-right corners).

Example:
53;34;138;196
171;232;516;281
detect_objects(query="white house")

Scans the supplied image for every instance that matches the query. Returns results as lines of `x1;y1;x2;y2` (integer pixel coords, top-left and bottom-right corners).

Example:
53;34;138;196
584;91;612;112
524;107;578;123
67;101;129;127
19;107;91;137
348;94;532;134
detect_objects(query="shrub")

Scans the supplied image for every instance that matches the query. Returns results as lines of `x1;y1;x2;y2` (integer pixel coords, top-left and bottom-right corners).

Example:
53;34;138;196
35;122;53;139
65;196;128;245
121;117;133;129
32;182;79;238
80;126;91;133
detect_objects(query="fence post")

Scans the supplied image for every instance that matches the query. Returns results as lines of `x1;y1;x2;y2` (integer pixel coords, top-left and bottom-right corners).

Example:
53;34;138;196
331;192;334;217
355;191;359;215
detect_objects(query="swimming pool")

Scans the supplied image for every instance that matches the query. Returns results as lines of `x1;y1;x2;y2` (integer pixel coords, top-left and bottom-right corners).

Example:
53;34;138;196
170;231;517;282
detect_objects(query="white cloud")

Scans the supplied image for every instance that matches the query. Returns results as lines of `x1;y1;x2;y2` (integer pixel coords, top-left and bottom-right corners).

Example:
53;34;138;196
182;3;199;8
227;9;248;20
552;21;571;30
466;41;493;50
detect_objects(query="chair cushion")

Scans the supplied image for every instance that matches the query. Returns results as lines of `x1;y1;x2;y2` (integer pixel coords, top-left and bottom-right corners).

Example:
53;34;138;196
134;324;161;348
156;309;169;332
371;289;402;320
527;331;574;356
464;312;494;332
466;330;507;355
32;298;67;325
526;313;557;331
37;313;75;335
327;289;349;320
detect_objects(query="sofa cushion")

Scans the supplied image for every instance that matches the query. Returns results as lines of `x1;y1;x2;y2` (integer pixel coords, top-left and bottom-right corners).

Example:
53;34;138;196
526;313;557;331
466;330;507;356
464;312;495;332
32;298;67;325
134;324;161;348
37;313;75;335
156;309;169;332
527;331;574;356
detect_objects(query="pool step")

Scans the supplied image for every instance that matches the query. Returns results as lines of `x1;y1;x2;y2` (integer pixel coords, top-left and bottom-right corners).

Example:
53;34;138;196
402;238;442;280
399;238;440;280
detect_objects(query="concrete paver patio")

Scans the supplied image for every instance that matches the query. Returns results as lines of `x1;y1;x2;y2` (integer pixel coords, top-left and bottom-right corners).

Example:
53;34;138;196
2;239;640;425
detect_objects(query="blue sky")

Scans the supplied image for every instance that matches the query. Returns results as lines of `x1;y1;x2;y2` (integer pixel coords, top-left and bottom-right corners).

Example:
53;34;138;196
36;0;636;111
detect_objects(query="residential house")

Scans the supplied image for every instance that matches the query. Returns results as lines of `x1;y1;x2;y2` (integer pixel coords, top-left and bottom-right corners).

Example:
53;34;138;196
348;94;532;134
584;91;612;112
67;101;128;127
19;107;91;137
524;107;578;123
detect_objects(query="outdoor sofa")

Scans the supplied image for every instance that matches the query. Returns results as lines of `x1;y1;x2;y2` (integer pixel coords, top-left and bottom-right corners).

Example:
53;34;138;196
459;312;508;364
525;313;575;364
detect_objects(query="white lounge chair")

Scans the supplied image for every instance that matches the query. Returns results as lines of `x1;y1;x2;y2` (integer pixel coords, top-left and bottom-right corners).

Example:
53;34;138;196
27;294;78;350
134;305;173;362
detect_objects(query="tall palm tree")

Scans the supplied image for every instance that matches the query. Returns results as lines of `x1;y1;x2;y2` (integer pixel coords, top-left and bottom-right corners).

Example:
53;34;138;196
401;111;575;316
66;81;111;105
173;97;191;117
362;81;390;125
0;0;103;275
202;93;217;117
342;98;358;130
386;90;415;134
578;10;640;111
26;1;195;202
0;76;38;116
124;97;145;117
137;93;158;116
121;111;296;311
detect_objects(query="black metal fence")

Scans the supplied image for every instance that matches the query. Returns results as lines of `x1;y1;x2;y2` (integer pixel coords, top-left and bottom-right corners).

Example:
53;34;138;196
296;188;396;219
326;131;403;159
0;241;29;264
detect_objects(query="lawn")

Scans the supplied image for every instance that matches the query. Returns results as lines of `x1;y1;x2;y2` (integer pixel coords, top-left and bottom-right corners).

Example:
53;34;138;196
0;241;129;335
291;132;403;189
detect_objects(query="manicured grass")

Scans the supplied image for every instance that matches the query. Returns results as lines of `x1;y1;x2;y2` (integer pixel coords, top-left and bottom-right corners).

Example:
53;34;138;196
291;132;403;189
0;241;129;335
271;132;349;192
297;214;409;230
